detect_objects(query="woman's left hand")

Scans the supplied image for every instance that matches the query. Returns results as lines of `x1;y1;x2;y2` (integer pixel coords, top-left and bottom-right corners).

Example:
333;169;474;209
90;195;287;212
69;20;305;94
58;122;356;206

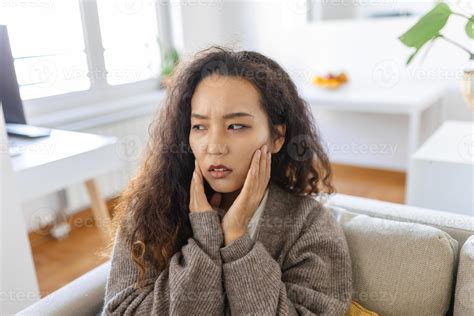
221;144;272;245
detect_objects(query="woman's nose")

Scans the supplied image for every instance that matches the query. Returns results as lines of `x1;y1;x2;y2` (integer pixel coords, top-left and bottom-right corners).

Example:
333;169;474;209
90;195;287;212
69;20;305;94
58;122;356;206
207;131;228;155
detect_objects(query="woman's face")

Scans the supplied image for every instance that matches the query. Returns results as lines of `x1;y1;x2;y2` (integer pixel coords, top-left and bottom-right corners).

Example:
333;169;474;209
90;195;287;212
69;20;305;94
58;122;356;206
189;74;284;193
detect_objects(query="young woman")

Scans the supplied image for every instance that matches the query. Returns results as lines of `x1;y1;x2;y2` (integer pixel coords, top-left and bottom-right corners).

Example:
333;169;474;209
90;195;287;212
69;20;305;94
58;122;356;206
102;46;353;315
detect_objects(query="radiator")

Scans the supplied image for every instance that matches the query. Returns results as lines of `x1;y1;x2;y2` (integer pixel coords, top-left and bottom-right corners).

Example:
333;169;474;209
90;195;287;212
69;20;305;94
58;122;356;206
64;114;154;214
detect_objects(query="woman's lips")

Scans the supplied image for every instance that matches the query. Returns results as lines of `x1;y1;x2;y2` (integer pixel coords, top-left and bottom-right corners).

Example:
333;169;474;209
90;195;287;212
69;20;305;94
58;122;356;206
208;169;232;179
208;164;232;179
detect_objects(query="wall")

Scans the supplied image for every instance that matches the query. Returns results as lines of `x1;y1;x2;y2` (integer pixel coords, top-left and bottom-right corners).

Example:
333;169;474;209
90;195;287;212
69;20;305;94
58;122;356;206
170;0;474;171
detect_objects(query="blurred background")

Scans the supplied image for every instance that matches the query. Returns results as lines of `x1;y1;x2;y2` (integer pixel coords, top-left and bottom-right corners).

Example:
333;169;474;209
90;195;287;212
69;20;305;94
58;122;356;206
1;0;473;311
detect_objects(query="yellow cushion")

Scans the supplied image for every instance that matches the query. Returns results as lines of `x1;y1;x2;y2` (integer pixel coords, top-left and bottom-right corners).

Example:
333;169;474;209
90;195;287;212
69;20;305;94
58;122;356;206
346;300;379;316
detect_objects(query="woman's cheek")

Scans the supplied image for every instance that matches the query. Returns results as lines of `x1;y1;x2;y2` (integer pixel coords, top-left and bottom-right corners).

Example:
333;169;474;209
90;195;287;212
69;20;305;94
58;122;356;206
189;138;204;157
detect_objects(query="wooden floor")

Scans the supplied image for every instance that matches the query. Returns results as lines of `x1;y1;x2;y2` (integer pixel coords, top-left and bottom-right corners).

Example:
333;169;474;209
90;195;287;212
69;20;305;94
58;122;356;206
331;163;406;203
29;163;406;298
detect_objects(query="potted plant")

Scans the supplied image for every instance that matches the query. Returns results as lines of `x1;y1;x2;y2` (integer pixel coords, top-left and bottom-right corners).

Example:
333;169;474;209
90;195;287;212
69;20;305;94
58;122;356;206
399;2;474;109
157;37;179;89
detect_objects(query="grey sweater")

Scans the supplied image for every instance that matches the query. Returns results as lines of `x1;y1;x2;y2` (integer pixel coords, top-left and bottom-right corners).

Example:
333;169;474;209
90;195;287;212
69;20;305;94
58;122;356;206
102;180;353;315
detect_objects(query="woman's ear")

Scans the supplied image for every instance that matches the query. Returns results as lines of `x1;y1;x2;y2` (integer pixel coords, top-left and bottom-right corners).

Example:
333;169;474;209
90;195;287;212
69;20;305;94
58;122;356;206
271;124;286;154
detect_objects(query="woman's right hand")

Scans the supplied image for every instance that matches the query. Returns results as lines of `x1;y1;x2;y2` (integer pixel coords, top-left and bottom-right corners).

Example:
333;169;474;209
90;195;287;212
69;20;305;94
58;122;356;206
190;159;222;213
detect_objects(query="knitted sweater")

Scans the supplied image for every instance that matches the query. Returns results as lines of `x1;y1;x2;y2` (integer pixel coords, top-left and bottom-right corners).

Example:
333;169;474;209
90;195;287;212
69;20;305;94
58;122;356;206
223;185;269;316
102;180;353;315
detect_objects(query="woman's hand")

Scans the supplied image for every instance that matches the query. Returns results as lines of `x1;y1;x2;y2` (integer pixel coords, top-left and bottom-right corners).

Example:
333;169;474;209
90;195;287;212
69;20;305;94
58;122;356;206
221;144;272;245
189;159;222;213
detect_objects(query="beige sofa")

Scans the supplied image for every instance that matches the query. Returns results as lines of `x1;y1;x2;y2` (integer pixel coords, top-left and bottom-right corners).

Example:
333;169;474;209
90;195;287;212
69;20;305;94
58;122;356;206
17;193;474;316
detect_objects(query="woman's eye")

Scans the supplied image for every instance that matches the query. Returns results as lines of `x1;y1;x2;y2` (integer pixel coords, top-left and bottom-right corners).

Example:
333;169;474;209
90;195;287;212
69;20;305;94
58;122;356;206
192;124;247;131
229;124;247;130
192;125;204;130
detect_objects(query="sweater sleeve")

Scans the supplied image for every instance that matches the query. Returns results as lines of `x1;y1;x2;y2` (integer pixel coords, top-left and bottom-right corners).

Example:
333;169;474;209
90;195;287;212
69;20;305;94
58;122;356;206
102;210;225;315
219;201;353;315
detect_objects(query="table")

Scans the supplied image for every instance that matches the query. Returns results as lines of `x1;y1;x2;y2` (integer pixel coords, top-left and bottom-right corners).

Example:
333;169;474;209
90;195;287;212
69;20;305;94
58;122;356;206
9;128;120;237
406;120;474;216
297;80;448;168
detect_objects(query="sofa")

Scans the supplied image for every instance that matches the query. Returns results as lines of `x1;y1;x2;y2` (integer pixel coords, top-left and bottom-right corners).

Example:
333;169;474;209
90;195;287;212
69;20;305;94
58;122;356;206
17;193;474;316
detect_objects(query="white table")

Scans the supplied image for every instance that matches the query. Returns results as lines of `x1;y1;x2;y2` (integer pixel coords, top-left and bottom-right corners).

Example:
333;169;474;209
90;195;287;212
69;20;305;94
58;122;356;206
9;128;121;237
298;80;448;167
406;120;474;216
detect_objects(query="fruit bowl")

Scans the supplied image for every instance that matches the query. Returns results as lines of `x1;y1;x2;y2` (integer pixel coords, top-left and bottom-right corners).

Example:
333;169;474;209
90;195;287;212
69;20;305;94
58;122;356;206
311;72;348;89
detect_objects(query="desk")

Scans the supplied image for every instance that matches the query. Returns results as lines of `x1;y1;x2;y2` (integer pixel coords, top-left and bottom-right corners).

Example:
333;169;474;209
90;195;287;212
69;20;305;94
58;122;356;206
10;128;120;237
298;80;448;167
406;120;474;216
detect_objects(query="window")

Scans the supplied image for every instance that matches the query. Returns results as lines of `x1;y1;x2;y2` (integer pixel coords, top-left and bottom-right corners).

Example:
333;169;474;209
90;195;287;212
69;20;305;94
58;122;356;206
97;0;161;85
0;0;89;100
307;0;438;21
0;0;164;103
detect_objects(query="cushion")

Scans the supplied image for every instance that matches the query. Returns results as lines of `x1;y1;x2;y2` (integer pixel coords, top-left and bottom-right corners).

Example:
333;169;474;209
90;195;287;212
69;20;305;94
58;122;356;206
327;204;358;225
342;214;458;316
325;193;474;247
454;235;474;316
347;300;379;316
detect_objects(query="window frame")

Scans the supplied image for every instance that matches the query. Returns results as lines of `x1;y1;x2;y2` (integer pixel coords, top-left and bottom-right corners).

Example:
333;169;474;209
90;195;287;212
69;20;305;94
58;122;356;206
23;0;173;119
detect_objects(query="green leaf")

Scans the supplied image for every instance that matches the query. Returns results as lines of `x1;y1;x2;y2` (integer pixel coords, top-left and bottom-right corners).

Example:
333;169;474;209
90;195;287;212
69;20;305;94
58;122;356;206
161;48;180;76
399;2;452;64
466;17;474;39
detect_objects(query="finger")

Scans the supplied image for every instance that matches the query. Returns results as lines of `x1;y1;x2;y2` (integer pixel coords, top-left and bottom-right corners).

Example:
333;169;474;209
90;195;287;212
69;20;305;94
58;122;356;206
266;149;271;181
259;145;267;188
191;159;204;211
194;159;206;195
242;148;260;196
253;148;261;187
195;159;216;212
194;159;202;181
190;162;196;211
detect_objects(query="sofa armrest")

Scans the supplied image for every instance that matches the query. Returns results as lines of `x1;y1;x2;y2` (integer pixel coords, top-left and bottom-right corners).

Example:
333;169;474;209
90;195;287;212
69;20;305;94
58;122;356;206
17;260;111;316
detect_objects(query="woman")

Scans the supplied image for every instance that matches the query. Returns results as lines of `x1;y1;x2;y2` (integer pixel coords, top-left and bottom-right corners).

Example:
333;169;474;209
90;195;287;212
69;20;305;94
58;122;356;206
102;46;352;315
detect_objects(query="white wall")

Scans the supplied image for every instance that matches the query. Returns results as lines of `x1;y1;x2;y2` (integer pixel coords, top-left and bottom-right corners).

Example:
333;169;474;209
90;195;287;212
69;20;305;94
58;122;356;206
170;0;474;171
174;0;473;118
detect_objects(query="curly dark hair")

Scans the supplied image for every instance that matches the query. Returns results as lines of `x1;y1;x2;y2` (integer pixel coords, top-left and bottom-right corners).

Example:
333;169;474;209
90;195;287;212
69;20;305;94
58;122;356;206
104;45;334;288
